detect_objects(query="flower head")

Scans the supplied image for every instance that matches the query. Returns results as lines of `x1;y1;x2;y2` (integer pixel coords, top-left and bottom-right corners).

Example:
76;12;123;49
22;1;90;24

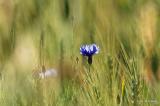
80;44;99;56
39;68;58;79
80;44;99;64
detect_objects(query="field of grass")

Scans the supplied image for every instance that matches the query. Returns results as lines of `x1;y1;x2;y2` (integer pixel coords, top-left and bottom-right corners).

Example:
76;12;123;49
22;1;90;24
0;0;160;106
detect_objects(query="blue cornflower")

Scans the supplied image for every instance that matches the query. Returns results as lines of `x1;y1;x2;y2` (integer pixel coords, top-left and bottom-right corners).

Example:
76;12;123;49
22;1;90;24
80;44;99;64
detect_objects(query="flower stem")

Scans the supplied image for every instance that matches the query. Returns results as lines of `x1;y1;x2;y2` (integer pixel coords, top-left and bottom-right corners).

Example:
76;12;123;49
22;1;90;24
88;56;92;65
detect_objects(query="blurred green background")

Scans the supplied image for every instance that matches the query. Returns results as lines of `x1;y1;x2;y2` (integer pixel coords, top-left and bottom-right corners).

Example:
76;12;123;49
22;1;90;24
0;0;160;106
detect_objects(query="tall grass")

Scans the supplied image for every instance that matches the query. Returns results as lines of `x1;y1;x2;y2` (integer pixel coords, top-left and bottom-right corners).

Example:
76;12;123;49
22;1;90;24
0;0;160;106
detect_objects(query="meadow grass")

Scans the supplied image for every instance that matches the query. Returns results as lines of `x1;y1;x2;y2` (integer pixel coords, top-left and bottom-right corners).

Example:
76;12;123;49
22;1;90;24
0;0;160;106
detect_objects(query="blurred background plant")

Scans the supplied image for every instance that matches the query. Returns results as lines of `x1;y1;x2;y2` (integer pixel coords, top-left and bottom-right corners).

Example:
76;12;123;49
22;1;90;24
0;0;160;106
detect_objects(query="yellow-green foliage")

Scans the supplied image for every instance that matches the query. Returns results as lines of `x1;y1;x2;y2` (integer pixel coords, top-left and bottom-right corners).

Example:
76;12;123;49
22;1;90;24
0;0;160;106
